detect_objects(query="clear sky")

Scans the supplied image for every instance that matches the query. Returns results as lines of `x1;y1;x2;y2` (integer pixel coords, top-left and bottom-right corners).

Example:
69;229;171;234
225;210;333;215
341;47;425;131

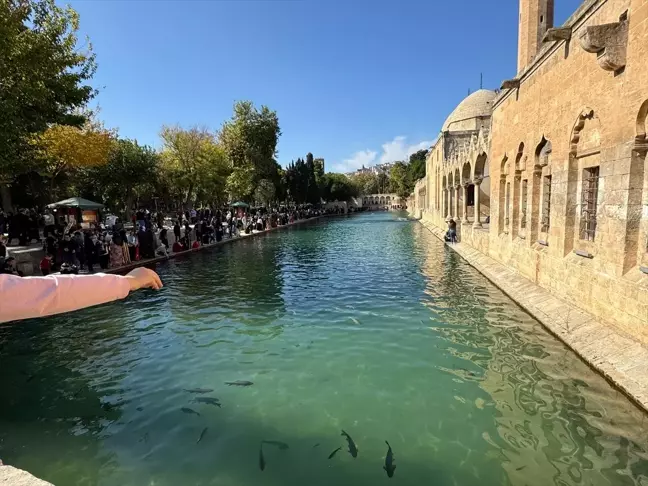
66;0;582;173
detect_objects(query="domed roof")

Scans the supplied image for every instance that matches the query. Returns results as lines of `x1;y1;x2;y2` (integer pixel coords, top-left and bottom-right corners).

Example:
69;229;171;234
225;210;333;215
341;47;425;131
442;89;497;132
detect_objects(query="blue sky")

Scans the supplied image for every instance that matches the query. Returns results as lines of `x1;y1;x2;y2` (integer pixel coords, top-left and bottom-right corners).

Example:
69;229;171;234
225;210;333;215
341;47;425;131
66;0;582;173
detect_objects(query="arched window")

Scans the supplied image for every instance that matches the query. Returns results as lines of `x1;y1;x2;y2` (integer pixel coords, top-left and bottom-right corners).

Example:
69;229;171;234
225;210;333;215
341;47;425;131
567;109;601;254
533;136;552;243
498;155;509;234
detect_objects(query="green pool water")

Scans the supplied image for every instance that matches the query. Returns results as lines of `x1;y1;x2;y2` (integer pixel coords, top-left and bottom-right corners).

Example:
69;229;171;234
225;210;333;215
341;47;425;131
1;212;648;486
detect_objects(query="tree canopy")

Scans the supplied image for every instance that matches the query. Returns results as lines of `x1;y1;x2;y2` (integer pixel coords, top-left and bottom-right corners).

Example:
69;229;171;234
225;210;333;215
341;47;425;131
0;0;97;207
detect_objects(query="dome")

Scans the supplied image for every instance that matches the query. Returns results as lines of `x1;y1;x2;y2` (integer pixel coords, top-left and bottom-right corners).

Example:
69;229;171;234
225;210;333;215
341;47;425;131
441;89;497;132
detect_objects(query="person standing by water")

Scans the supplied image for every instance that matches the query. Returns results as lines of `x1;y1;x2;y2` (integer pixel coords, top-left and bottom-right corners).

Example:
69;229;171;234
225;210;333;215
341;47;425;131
127;228;138;262
0;267;162;323
109;232;126;268
59;233;77;265
84;232;98;273
173;220;181;244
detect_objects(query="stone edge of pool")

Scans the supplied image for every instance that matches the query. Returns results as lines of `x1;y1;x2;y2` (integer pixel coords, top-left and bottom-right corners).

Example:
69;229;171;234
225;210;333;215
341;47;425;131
0;465;53;485
417;218;648;415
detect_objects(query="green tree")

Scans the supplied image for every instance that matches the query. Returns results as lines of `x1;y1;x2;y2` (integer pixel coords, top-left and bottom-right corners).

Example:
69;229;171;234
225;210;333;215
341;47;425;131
0;0;97;209
305;152;319;203
159;125;217;206
351;172;379;195
193;142;230;207
219;101;281;181
254;178;276;207
226;165;255;202
408;149;428;181
95;139;159;219
321;173;357;202
389;161;412;198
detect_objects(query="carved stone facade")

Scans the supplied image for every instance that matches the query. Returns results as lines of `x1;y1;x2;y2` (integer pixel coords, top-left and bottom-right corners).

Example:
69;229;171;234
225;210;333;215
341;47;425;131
412;0;648;341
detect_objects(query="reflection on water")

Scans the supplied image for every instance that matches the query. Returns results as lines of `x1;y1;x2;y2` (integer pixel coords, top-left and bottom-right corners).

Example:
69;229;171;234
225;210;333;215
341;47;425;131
0;212;647;486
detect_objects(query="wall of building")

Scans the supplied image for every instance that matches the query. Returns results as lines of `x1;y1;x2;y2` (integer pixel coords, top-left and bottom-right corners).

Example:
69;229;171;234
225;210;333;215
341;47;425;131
489;0;648;341
413;0;648;342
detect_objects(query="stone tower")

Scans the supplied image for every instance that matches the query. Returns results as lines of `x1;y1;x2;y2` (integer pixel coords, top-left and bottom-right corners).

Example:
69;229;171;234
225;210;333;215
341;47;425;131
517;0;554;73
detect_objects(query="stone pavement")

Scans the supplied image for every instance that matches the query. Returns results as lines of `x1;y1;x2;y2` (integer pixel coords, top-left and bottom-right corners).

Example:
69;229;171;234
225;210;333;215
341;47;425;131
419;219;648;413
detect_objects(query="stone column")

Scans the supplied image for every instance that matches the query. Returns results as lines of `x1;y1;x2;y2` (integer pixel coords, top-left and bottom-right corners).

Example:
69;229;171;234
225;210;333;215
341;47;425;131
461;183;469;222
473;178;483;228
445;189;451;219
453;185;460;221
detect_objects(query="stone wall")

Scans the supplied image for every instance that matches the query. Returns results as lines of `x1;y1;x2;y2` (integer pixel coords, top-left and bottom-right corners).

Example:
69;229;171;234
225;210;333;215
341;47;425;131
489;0;648;341
413;0;648;344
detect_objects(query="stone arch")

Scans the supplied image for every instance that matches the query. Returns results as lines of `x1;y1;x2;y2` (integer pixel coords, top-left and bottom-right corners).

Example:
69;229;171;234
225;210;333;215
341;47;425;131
499;154;509;234
637;99;648;146
532;136;553;241
500;154;509;175
442;175;448;217
515;143;526;172
511;144;527;237
473;152;490;223
462;162;472;183
633;101;648;263
535;136;552;169
474;152;488;179
566;108;601;253
569;108;600;156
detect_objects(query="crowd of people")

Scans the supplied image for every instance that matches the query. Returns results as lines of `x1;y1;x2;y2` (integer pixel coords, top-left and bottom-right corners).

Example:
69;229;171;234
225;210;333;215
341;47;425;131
0;204;345;276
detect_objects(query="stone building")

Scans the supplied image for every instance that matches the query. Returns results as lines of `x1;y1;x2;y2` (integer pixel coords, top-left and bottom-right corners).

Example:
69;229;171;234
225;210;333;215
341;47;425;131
412;0;648;340
361;193;401;209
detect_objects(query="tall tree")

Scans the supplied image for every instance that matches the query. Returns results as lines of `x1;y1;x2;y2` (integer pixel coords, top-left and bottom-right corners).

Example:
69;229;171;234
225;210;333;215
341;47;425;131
219;101;281;182
254;179;276;207
389;162;412;198
159;125;217;206
31;123;113;199
320;173;357;202
91;139;159;219
0;0;97;209
226;165;255;202
408;149;428;181
305;152;319;203
351;172;380;195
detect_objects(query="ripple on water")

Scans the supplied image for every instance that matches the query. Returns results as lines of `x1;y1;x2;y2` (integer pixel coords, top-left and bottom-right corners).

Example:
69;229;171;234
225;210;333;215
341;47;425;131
0;213;647;486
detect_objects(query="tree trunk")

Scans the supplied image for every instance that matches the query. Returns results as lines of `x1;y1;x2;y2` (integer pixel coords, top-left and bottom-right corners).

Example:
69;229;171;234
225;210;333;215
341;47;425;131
49;177;57;203
125;189;134;221
184;183;194;207
0;183;12;212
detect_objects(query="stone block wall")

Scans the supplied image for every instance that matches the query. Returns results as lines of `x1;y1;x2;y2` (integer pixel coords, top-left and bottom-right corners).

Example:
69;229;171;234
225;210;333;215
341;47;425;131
488;0;648;340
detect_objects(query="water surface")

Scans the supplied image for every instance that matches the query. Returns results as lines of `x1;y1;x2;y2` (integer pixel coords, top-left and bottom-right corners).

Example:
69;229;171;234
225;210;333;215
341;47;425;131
1;212;648;486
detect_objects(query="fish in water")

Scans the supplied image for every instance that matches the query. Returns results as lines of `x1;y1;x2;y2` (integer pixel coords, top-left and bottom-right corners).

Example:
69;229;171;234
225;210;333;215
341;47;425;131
181;407;200;416
225;380;254;387
259;444;266;471
183;388;214;394
383;441;396;478
262;440;289;450
516;465;527;471
313;443;321;448
341;430;358;458
328;446;342;459
350;317;361;325
196;427;208;444
193;397;221;407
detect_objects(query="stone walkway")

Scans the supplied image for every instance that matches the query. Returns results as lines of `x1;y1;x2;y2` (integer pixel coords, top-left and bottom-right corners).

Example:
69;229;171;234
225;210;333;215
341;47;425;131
0;465;53;485
419;219;648;413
